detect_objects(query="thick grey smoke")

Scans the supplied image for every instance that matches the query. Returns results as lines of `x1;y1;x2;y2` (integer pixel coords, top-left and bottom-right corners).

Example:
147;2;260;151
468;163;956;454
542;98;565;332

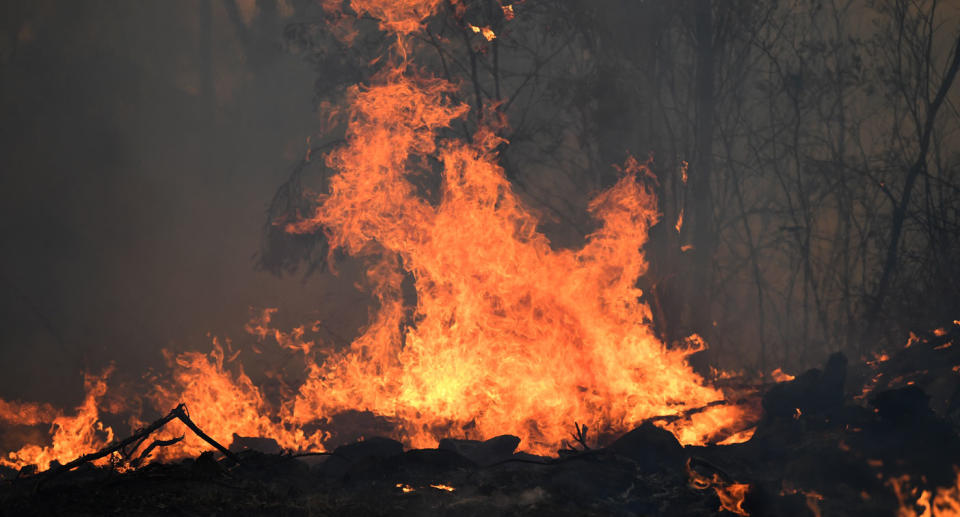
0;1;351;407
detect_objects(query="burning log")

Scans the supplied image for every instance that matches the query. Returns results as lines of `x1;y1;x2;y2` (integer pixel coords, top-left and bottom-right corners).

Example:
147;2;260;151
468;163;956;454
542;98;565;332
606;423;684;474
22;403;240;489
169;405;240;465
1;348;958;517
229;434;282;455
131;436;184;468
2;0;959;512
761;352;847;423
438;434;521;466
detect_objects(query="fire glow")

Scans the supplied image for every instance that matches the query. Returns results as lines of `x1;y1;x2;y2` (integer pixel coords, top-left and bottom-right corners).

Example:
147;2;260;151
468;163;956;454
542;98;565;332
0;0;748;472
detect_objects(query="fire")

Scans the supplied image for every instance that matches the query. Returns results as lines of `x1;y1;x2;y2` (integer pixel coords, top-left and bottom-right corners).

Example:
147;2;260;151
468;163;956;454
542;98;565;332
338;0;443;36
283;62;744;451
0;0;750;470
1;369;115;471
277;0;746;454
143;339;316;461
717;427;755;445
688;459;751;516
468;23;497;41
245;307;320;355
712;482;751;515
770;368;795;382
907;332;920;348
890;471;960;517
781;487;824;517
0;399;60;427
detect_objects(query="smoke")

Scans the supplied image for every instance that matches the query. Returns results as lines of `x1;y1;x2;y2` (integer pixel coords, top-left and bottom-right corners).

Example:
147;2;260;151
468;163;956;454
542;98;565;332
0;1;343;407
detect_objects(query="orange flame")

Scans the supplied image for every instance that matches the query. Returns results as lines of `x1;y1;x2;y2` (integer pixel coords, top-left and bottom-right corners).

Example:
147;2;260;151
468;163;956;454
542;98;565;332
770;368;795;382
468;23;497;41
717;427;755;445
0;0;751;469
345;0;443;36
891;470;960;517
282;61;745;452
245;307;319;355
143;339;318;462
781;487;824;517
688;460;751;516
0;399;60;427
1;369;115;471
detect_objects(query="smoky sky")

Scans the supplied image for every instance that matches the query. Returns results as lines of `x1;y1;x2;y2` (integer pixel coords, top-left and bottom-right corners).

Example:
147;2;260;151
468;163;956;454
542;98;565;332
0;1;365;407
3;0;959;413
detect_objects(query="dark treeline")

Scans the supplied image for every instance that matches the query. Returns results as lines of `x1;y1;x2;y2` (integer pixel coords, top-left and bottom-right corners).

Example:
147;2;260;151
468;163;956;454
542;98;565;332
1;0;958;402
265;0;960;374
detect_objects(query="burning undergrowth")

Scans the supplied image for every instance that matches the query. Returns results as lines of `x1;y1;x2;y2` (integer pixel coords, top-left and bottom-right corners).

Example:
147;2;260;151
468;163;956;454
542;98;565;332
0;0;750;473
2;323;960;516
4;1;960;516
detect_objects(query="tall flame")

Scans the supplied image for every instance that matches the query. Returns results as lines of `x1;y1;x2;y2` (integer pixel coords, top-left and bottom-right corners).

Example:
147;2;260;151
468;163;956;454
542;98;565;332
891;471;960;517
1;370;115;471
0;0;748;469
277;0;744;452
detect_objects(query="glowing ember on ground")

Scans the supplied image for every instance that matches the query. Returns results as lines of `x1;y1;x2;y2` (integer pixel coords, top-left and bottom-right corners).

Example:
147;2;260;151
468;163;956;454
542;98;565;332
889;471;960;517
770;368;795;382
781;487;824;517
688;459;751;516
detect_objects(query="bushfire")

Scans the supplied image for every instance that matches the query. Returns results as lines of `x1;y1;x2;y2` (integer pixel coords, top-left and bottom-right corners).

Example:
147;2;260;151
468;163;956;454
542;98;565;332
1;0;749;474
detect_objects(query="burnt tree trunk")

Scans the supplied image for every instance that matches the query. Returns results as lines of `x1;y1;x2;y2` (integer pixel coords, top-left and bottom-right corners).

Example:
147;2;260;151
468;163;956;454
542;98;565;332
688;0;718;356
861;32;960;352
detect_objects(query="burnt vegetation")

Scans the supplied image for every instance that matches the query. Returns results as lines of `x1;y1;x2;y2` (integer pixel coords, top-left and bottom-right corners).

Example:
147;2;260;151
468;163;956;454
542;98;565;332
2;0;960;516
263;0;960;374
3;325;960;515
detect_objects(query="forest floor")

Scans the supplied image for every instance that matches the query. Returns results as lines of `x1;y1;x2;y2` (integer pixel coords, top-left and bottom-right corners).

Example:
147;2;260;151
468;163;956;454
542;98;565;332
2;324;959;516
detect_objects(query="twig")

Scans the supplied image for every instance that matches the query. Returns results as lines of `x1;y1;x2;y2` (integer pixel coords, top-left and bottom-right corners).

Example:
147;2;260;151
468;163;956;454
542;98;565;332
687;456;735;485
121;432;151;460
171;405;240;465
289;451;334;458
481;456;554;468
40;405;183;483
642;400;728;425
30;403;240;491
132;436;185;468
570;421;590;450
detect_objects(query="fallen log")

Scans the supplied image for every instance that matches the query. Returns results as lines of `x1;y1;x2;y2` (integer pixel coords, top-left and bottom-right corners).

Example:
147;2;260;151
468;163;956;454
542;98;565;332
132;435;184;467
30;403;239;490
171;405;239;465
